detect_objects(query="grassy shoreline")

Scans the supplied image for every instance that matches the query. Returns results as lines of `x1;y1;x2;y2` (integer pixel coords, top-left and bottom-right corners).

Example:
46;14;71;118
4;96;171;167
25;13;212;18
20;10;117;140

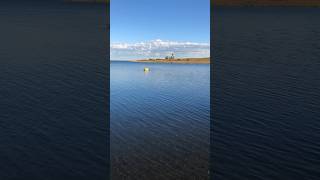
130;57;210;64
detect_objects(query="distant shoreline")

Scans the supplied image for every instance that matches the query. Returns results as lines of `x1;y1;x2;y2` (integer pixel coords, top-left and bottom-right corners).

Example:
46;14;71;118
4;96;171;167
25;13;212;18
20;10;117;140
130;57;210;64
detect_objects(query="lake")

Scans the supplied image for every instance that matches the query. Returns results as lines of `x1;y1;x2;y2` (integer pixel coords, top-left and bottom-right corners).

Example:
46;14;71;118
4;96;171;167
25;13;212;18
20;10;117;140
111;61;210;179
0;2;108;179
212;7;320;180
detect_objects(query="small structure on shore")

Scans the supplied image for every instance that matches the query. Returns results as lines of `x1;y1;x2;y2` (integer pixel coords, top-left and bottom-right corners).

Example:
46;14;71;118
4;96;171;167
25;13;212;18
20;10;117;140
165;53;175;60
170;53;175;59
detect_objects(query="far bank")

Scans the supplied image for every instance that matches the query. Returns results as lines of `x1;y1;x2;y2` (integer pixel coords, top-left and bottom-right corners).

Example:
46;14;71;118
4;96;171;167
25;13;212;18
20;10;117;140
130;57;210;64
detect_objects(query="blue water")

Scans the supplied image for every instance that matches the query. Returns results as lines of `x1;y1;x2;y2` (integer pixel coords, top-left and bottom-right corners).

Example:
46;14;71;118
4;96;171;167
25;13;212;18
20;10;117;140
111;61;210;179
0;3;108;179
212;7;320;180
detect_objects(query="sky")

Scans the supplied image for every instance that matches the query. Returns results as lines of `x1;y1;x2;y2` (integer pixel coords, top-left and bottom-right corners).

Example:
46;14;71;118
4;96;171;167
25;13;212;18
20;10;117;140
111;0;210;60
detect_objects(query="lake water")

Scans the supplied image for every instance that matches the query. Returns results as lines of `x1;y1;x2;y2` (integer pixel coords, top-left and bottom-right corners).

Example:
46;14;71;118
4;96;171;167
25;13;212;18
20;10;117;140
212;7;320;180
0;2;108;179
111;61;210;179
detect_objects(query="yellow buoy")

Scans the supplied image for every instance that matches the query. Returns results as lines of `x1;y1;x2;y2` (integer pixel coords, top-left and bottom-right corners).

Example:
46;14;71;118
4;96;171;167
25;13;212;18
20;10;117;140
144;67;150;72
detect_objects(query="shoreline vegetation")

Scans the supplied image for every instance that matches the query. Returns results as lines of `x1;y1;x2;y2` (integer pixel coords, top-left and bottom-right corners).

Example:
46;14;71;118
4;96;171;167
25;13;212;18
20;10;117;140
130;57;210;64
65;0;320;6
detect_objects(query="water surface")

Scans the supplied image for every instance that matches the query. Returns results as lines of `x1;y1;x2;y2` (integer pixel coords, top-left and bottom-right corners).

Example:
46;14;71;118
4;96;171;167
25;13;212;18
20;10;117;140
212;7;320;180
111;61;210;179
0;3;108;179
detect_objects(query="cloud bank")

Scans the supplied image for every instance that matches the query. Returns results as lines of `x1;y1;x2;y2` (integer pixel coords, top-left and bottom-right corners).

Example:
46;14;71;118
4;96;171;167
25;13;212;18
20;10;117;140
111;39;210;60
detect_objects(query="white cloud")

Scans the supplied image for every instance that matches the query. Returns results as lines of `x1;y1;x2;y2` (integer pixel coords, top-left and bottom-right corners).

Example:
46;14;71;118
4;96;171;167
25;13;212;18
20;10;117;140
111;39;210;60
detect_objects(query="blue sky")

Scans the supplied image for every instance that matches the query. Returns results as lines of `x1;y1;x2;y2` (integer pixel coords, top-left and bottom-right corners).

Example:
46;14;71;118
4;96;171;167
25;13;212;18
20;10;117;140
111;0;210;60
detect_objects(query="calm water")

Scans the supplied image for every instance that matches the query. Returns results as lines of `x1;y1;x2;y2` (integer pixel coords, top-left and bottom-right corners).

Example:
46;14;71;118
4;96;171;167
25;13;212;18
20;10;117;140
212;7;320;180
111;61;210;179
0;3;108;179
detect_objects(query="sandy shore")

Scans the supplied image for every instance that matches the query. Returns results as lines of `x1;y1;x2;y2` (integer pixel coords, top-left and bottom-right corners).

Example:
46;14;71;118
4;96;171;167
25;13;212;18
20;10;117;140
130;57;210;64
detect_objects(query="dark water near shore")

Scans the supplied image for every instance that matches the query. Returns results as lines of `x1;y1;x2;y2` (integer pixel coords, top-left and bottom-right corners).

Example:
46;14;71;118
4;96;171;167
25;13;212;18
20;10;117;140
212;7;320;180
0;3;107;179
111;61;210;179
